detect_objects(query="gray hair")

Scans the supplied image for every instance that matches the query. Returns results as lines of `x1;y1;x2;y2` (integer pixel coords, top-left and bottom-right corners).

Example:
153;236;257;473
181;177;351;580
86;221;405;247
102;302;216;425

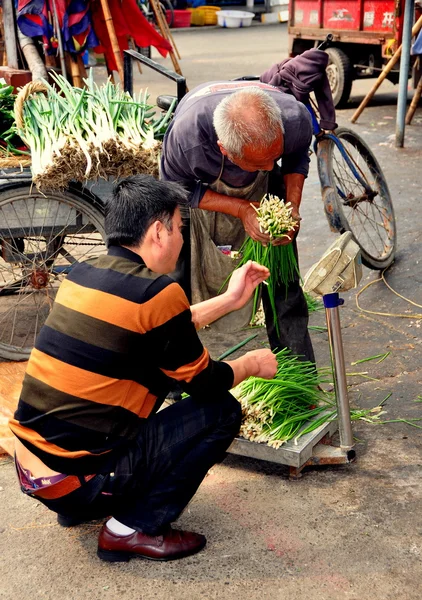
213;87;284;158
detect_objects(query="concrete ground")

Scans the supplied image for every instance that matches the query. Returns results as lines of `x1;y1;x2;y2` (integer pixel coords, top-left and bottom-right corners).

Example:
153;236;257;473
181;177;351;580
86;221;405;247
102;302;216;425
1;23;422;600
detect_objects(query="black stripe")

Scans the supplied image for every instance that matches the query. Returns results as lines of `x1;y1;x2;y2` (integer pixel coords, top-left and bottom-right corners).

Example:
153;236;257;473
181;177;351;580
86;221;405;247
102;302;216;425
35;326;173;397
147;309;205;371
45;303;143;354
17;436;119;476
66;259;171;304
15;398;141;451
182;360;234;397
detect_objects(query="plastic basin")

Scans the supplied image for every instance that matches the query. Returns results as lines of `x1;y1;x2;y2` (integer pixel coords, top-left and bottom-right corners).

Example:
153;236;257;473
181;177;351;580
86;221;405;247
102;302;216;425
217;10;255;28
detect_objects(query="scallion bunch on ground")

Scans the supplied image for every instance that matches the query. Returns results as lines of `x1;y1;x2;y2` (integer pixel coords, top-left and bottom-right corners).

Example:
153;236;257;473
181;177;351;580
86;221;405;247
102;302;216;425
17;72;175;190
232;348;335;448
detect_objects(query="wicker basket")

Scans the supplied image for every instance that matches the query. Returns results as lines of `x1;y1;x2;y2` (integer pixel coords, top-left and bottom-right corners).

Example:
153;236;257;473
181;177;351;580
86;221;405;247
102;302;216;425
14;80;49;139
0;156;31;169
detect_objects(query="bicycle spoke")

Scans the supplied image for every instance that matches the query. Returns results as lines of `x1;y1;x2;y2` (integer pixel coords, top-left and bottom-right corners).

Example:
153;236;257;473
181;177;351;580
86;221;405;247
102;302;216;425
0;189;105;355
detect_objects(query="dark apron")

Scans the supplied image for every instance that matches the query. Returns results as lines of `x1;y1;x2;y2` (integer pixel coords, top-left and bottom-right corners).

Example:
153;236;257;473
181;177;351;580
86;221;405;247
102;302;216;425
190;158;269;332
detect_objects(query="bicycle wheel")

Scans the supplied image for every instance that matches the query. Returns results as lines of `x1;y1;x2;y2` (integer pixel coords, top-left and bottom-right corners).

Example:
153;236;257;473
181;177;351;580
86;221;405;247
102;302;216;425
317;127;396;270
0;184;106;361
160;0;174;27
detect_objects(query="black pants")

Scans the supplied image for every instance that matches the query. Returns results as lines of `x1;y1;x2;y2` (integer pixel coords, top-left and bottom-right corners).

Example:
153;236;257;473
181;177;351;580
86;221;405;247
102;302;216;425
34;392;242;535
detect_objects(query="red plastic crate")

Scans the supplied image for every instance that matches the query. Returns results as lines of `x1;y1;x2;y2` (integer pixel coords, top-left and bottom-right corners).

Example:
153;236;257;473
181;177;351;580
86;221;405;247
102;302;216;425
167;9;192;28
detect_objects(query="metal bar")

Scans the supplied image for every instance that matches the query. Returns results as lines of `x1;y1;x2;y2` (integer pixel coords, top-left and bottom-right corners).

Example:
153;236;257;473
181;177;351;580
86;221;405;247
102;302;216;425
124;49;187;102
50;0;67;80
324;298;354;449
3;0;19;69
123;51;133;95
323;133;373;193
395;0;415;147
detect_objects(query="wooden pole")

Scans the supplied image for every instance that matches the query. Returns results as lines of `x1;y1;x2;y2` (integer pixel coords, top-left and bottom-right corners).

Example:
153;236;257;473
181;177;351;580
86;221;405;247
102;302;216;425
405;72;422;124
67;54;84;87
156;3;181;61
149;0;183;75
351;15;422;123
3;0;19;69
99;0;124;84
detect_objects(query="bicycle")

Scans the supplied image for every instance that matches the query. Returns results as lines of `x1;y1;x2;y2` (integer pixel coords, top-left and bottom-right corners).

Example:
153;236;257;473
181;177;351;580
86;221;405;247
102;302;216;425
0;41;396;361
226;34;396;272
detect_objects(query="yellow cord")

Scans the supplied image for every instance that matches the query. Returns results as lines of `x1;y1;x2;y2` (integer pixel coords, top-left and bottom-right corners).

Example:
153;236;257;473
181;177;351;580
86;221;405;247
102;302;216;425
355;268;422;319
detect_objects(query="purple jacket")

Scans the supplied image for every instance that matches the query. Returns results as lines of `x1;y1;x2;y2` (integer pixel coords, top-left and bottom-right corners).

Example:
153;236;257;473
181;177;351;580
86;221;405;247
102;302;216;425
260;49;337;131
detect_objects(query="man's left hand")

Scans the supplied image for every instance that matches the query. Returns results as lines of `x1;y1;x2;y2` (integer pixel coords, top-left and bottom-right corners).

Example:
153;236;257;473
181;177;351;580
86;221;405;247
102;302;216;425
226;260;270;310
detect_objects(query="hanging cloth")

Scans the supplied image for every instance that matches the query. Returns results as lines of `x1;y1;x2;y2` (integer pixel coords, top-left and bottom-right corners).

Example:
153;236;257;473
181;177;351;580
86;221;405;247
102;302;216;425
91;0;172;73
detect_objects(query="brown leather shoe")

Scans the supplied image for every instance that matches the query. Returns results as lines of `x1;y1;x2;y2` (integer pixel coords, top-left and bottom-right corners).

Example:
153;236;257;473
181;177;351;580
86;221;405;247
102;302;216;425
97;524;206;562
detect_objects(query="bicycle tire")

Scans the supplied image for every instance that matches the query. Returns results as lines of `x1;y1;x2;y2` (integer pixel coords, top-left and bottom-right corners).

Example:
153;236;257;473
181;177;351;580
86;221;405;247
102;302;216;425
325;48;353;107
0;184;106;361
160;0;174;27
317;127;396;270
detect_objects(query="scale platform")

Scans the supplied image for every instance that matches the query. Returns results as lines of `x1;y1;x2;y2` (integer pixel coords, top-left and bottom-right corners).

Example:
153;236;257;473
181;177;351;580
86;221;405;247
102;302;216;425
228;413;355;478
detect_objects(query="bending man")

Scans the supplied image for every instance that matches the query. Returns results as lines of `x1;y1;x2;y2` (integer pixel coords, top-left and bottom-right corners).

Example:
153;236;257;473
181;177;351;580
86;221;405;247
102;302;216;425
161;82;315;362
10;175;277;563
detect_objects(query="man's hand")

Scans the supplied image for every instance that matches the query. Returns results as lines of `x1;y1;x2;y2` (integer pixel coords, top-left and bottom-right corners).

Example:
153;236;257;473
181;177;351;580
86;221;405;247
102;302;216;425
244;349;278;379
272;205;301;246
238;203;271;245
225;260;270;311
227;348;278;386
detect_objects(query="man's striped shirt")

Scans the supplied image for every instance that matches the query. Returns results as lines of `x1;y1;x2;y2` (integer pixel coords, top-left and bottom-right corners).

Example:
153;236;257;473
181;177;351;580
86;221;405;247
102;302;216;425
9;246;234;475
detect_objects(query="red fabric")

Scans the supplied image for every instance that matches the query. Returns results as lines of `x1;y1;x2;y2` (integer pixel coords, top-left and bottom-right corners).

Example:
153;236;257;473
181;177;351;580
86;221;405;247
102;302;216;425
91;0;172;73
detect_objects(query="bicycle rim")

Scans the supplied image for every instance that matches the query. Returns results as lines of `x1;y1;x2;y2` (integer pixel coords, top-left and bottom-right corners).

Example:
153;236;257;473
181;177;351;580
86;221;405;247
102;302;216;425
327;128;396;270
0;186;106;360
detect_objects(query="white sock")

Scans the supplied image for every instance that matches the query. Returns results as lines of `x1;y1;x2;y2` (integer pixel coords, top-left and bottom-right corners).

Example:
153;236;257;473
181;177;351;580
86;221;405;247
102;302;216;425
106;517;136;536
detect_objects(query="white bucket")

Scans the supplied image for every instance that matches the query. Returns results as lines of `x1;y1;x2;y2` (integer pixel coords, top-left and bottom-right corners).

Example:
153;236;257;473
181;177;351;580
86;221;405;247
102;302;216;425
217;10;255;28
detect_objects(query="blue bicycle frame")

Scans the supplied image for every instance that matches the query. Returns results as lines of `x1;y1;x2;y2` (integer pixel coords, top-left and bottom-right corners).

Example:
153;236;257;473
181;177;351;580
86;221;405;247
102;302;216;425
304;102;374;198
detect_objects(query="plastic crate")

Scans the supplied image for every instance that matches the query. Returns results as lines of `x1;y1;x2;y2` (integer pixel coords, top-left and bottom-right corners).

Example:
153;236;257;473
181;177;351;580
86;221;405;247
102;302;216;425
167;9;192;27
189;6;221;26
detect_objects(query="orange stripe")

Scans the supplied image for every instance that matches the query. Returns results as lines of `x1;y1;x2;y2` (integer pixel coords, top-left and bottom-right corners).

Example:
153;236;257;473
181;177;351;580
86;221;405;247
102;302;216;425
27;348;154;414
161;348;210;383
9;420;102;459
56;279;190;333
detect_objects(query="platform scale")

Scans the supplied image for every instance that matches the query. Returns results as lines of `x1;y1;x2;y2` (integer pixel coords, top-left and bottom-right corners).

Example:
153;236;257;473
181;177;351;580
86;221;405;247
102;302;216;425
227;232;363;478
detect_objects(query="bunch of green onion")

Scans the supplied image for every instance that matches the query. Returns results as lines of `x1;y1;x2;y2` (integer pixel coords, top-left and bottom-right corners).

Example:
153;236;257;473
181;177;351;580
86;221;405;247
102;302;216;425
234;194;300;335
17;71;175;190
231;348;336;448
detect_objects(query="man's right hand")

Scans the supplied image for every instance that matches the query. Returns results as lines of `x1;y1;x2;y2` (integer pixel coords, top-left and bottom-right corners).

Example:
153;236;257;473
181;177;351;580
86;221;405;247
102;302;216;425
238;203;271;245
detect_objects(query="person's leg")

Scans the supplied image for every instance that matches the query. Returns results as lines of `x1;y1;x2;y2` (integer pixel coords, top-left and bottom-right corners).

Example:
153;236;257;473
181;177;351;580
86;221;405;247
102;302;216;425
107;391;242;534
261;238;315;362
264;167;315;362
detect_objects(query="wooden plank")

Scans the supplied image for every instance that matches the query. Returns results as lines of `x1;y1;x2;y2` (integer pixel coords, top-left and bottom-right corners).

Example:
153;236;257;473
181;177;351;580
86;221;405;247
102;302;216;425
0;361;27;456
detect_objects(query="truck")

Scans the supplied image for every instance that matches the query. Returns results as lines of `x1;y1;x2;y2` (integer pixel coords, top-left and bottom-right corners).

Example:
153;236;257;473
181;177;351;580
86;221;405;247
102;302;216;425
288;0;422;106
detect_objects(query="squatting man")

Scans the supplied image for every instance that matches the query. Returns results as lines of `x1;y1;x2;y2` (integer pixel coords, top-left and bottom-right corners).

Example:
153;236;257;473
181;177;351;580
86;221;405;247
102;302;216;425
10;175;278;562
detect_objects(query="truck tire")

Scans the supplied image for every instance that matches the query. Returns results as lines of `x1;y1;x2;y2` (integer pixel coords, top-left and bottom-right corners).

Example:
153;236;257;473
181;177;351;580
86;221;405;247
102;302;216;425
325;47;353;107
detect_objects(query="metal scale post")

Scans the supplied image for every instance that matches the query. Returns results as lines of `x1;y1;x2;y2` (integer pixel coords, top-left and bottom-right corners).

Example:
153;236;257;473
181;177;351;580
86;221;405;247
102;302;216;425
228;232;360;477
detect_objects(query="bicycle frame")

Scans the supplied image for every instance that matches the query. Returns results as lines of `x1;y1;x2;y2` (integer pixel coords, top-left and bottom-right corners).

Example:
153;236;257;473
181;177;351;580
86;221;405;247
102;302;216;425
305;102;375;200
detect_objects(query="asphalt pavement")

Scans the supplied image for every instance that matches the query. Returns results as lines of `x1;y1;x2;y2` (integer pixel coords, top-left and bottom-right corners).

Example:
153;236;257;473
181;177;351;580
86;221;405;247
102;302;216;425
1;22;421;600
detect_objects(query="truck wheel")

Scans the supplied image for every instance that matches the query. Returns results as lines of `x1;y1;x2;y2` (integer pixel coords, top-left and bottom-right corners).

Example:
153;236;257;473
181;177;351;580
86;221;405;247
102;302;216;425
325;48;353;107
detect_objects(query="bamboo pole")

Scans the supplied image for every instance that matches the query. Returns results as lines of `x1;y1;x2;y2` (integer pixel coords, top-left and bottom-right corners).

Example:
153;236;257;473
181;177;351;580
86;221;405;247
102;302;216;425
3;0;19;69
68;54;84;87
351;14;422;123
405;72;422;124
156;3;181;61
149;0;183;75
99;0;124;84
